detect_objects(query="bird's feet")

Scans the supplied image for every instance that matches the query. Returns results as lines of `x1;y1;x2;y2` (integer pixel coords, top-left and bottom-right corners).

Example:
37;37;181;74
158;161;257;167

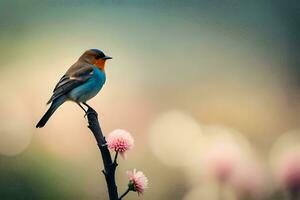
77;103;88;118
77;102;97;118
83;102;97;117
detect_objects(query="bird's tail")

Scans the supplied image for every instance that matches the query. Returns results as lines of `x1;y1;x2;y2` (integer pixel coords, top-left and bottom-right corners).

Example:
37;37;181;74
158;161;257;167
36;96;66;128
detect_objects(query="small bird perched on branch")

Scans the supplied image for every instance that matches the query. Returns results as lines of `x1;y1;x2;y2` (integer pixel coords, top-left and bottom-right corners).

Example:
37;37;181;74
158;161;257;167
36;49;112;128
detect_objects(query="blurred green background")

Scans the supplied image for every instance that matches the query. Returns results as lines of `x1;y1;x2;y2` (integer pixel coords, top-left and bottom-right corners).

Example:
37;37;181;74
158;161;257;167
0;0;300;199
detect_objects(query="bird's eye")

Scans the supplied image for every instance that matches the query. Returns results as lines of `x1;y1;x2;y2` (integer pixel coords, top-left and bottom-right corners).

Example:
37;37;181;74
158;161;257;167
95;55;101;59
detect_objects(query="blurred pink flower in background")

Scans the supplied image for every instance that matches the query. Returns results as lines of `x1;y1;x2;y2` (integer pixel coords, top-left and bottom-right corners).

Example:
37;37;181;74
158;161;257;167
203;140;243;183
107;129;134;159
230;160;268;199
127;169;148;195
277;152;300;193
270;131;300;196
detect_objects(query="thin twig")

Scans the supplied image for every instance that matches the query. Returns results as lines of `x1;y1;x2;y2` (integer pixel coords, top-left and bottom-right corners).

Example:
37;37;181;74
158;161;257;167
118;188;130;200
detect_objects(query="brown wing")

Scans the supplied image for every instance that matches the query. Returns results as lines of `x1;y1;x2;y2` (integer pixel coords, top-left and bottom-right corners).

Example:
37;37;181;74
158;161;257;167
47;63;94;104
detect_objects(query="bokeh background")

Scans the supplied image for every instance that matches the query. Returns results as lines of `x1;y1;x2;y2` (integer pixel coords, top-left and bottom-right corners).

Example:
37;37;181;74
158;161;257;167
0;0;300;199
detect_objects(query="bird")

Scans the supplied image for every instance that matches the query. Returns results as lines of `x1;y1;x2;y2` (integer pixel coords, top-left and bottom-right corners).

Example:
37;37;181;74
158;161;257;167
36;49;112;128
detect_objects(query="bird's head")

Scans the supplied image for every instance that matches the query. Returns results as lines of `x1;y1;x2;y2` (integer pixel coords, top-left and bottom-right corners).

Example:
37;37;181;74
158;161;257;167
79;49;112;71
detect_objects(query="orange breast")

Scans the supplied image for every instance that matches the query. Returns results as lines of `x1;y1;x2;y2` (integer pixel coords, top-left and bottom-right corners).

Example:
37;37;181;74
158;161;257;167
93;59;106;71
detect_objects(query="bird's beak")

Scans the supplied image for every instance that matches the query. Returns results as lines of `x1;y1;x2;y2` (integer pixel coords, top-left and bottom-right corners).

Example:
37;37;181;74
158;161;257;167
103;56;112;60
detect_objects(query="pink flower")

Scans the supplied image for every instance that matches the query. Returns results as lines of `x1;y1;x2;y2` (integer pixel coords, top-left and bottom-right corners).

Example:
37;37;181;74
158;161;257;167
127;169;148;195
106;129;134;159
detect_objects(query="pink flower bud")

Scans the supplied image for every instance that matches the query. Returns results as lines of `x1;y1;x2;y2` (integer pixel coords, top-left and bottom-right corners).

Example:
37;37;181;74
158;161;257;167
127;169;148;195
107;129;134;159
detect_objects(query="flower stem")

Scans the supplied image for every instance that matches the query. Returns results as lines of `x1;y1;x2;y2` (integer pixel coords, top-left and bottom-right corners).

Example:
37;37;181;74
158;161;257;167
289;191;300;200
114;151;119;164
119;188;130;200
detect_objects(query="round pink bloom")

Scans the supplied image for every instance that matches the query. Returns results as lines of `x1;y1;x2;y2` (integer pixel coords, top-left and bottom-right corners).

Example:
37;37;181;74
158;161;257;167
127;169;148;195
106;129;134;159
